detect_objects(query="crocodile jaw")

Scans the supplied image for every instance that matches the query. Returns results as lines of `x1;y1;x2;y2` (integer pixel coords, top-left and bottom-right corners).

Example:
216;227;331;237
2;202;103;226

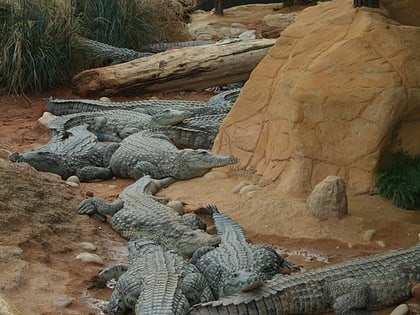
176;231;221;256
178;150;238;179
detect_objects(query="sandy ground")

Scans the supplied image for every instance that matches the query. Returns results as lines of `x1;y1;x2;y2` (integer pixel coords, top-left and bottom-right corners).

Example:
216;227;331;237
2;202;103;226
0;5;419;315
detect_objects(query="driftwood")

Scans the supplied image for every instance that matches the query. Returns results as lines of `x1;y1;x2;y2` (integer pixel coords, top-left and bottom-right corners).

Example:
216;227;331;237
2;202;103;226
71;39;276;97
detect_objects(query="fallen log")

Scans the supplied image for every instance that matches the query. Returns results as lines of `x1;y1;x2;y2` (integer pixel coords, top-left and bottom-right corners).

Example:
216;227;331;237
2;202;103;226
71;39;276;97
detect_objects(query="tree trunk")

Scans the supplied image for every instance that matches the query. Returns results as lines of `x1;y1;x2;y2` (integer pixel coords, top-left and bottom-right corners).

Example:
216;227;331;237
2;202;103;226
71;39;276;97
214;0;223;16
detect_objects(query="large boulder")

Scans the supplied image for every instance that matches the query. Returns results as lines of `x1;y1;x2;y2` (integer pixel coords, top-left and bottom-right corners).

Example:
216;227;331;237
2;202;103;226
213;0;420;195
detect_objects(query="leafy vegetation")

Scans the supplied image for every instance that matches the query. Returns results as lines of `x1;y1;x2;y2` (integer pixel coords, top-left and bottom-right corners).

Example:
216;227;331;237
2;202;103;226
0;0;77;94
75;0;158;50
376;151;420;210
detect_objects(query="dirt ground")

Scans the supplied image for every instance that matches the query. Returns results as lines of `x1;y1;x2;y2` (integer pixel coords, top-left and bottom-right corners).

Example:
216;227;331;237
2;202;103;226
0;5;419;315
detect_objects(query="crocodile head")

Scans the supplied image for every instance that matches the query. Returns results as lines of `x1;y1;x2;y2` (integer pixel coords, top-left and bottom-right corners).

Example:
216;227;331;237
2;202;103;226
149;109;193;128
9;151;66;178
220;270;264;297
176;230;221;257
176;149;238;179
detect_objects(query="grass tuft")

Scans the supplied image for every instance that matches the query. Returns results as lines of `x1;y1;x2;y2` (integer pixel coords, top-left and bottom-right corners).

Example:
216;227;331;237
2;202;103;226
376;151;420;210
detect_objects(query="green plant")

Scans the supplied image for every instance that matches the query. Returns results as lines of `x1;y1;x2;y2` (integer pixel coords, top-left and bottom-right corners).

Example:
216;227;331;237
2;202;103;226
0;0;77;94
375;151;420;210
75;0;158;50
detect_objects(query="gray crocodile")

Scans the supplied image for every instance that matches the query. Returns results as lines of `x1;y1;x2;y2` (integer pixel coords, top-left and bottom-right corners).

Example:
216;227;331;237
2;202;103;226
206;87;241;107
8;125;117;181
46;97;232;116
353;0;379;8
190;205;288;299
149;126;216;150
138;40;217;53
48;109;192;142
189;242;420;315
108;131;238;180
94;239;214;315
77;36;153;67
77;176;221;256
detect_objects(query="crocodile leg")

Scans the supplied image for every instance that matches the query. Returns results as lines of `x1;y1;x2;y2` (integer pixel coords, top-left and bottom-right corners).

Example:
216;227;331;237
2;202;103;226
328;278;371;315
77;197;124;221
76;165;113;182
93;263;130;288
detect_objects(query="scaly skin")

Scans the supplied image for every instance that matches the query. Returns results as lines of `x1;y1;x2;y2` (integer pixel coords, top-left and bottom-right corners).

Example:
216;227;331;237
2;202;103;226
189;242;420;315
8;125;117;181
96;240;214;315
77;177;221;256
46;97;232;116
108;131;238;180
48;109;192;142
190;205;287;299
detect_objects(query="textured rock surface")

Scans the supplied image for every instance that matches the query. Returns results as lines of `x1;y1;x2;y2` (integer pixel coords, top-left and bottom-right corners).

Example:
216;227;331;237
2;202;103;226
213;0;420;195
306;175;348;220
261;12;299;38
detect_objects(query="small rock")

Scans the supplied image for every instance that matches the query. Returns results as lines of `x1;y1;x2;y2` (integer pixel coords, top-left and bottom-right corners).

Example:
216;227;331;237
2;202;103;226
38;111;57;127
65;181;79;188
75;252;104;265
412;283;420;302
66;175;80;184
99;96;111;102
306;175;348;220
362;229;376;242
79;242;97;251
53;298;73;308
375;240;386;248
232;181;250;193
167;200;185;215
239;30;256;40
203;170;228;180
390;304;409;315
239;184;261;196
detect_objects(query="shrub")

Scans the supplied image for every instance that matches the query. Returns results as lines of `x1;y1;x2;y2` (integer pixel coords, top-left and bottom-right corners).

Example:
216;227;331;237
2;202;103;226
75;0;158;50
375;151;420;210
0;0;77;94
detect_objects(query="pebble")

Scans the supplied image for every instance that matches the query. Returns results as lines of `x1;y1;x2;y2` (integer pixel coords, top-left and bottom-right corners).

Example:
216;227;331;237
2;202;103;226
53;298;73;308
232;181;250;193
75;252;104;265
79;242;97;251
239;184;261;196
99;96;111;102
375;240;386;248
203;170;228;180
65;181;79;188
38;111;57;127
412;283;420;301
390;304;409;315
362;229;376;242
167;200;185;215
66;175;80;184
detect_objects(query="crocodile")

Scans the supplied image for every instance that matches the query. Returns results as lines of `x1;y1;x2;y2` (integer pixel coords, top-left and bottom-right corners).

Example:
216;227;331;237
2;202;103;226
189;242;420;315
48;109;192;142
8;125;117;182
76;36;153;67
353;0;379;8
77;176;221;256
46;97;232;116
190;205;288;299
149;126;216;150
206;87;241;107
107;131;238;180
94;239;214;315
138;40;217;53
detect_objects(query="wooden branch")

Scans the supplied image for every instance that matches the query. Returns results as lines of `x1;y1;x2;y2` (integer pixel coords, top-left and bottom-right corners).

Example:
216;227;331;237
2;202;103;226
71;39;276;97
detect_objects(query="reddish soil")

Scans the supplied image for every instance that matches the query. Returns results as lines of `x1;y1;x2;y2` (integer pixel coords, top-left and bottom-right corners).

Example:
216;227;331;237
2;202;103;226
0;4;419;315
0;88;419;315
